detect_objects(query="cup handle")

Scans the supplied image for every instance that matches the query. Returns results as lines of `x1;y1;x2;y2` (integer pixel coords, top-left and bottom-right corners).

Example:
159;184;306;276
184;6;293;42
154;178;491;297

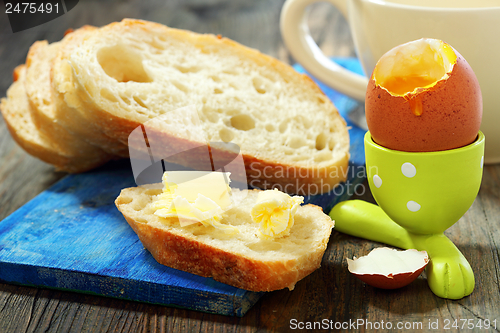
280;0;368;101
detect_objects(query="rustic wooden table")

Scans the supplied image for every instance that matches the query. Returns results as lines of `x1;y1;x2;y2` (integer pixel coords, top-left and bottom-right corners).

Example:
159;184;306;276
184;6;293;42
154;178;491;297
1;0;499;332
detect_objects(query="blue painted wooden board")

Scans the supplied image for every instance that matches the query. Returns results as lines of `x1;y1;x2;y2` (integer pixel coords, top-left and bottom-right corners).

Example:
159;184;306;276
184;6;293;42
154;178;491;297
0;58;366;317
0;164;263;316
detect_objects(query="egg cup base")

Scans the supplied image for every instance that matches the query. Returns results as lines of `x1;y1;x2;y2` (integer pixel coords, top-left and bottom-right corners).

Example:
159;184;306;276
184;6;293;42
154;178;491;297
329;132;484;299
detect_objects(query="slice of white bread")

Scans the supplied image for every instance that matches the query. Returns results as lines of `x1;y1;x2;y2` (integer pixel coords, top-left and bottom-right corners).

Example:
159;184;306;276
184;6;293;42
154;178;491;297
115;186;334;291
51;26;129;157
24;40;111;163
0;66;110;173
69;19;349;194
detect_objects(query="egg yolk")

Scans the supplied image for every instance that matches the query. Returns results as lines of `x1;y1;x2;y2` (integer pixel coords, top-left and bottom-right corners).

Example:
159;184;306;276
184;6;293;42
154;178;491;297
373;39;457;97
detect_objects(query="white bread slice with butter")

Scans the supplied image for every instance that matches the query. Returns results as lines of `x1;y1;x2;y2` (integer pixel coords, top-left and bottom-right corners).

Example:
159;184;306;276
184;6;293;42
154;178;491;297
24;40;111;164
115;186;334;291
51;25;129;157
68;19;349;194
0;66;110;173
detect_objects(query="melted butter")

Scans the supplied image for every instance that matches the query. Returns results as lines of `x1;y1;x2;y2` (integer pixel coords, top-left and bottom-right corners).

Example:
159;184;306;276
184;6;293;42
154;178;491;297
251;189;304;240
151;171;238;233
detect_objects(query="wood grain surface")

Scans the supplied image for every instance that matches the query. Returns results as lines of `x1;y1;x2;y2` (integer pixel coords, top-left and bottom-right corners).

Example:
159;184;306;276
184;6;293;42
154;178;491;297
1;1;499;332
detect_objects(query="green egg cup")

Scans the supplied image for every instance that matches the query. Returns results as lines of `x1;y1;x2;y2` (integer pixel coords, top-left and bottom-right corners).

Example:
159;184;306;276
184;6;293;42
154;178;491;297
330;131;485;299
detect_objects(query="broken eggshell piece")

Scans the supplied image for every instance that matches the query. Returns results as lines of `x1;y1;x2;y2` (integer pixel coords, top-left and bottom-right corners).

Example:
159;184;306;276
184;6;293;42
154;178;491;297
347;247;429;289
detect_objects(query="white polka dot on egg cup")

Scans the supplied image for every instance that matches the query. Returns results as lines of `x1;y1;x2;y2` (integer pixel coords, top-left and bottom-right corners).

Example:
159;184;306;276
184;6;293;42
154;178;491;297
364;131;485;235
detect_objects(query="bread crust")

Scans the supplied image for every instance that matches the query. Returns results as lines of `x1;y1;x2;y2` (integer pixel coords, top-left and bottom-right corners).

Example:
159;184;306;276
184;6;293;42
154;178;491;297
125;121;349;194
115;187;333;291
24;40;112;164
70;19;349;194
121;214;322;291
51;25;129;157
3;19;350;192
0;65;110;173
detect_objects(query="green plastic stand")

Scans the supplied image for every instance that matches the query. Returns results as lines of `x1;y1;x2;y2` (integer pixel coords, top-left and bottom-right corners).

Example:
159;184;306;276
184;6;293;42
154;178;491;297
330;131;485;299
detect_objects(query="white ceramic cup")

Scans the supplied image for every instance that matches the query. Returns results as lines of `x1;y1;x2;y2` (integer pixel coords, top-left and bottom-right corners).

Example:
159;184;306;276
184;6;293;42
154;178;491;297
281;0;500;164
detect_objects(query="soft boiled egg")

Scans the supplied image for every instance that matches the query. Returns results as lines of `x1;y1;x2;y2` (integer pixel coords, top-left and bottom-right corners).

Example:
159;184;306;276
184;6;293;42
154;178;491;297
365;38;482;152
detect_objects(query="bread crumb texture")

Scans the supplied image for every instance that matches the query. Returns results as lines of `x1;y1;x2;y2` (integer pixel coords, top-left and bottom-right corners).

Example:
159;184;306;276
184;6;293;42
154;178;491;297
70;19;349;168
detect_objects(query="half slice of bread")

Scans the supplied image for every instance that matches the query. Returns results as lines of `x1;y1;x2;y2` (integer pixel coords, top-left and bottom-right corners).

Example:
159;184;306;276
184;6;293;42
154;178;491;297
24;40;111;163
115;186;334;291
51;26;129;157
69;19;349;194
0;66;110;173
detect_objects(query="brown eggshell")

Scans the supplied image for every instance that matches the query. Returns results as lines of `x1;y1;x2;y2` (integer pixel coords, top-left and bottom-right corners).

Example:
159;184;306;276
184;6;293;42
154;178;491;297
366;47;482;152
347;248;429;290
350;265;427;290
